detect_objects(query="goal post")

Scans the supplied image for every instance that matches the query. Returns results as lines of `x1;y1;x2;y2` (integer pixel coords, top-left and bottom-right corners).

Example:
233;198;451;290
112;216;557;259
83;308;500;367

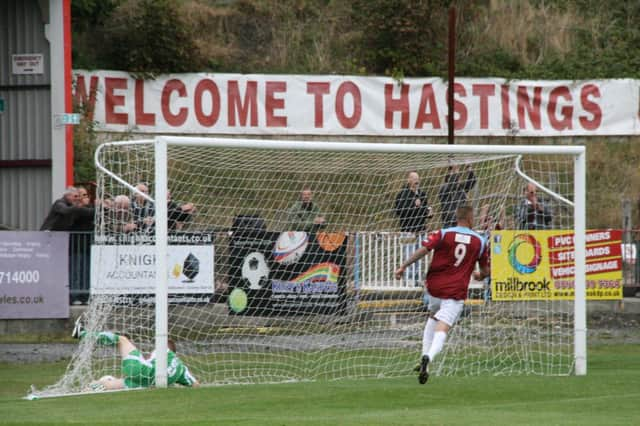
34;137;586;398
574;150;586;376
151;136;587;384
154;138;169;388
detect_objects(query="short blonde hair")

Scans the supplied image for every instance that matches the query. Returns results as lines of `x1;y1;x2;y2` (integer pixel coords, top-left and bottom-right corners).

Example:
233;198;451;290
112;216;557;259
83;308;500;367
456;205;473;221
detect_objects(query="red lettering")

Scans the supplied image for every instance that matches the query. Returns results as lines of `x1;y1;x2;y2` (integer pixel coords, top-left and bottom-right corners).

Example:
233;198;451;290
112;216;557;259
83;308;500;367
265;81;287;127
472;84;495;129
73;74;98;121
306;82;330;128
547;86;572;130
414;84;440;129
161;79;188;127
135;79;155;126
194;79;220;127
579;84;602;130
501;84;511;130
228;81;258;127
104;77;128;125
335;82;361;129
445;83;467;130
517;86;542;129
384;84;410;129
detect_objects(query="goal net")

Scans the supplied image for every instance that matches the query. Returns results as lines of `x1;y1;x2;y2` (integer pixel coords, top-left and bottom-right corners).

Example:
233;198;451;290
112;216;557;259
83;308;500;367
35;137;585;397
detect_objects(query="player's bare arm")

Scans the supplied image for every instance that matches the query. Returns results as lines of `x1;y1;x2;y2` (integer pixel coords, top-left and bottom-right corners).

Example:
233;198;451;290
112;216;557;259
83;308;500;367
472;264;490;281
395;246;430;279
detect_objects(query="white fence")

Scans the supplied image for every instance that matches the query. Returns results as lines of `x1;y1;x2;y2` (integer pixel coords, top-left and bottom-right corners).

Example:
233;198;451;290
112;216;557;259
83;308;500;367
355;232;429;291
354;231;485;293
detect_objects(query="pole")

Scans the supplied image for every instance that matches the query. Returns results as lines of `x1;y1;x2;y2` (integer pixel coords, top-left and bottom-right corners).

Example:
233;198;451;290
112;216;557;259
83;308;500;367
574;150;587;375
154;137;168;387
447;5;456;145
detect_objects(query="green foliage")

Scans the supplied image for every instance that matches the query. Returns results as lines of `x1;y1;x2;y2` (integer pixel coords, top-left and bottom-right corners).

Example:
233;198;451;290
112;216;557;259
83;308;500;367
71;0;121;69
351;0;451;77
72;80;98;185
103;0;206;74
71;0;640;78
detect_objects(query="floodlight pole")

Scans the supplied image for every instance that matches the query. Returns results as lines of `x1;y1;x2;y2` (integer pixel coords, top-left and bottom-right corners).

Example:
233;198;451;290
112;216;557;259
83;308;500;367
447;5;456;145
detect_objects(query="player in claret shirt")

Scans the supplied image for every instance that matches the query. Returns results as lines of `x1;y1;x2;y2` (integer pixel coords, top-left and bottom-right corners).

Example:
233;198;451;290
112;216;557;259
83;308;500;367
72;317;199;391
395;206;490;384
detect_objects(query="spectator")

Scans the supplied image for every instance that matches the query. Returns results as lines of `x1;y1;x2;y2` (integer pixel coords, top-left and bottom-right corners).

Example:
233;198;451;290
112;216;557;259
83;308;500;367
73;186;95;231
394;171;433;233
132;183;155;233
287;187;325;232
132;184;196;233
477;204;504;236
394;172;433;287
106;195;137;234
438;163;477;228
70;186;95;304
515;183;553;230
167;191;195;231
40;187;94;231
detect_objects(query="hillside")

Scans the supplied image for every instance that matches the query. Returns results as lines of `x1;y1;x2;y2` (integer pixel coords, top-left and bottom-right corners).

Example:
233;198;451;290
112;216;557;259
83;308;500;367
70;0;640;228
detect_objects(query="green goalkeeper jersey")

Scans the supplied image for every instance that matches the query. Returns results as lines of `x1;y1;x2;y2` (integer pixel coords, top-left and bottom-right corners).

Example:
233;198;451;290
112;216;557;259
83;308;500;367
165;350;197;386
122;349;197;388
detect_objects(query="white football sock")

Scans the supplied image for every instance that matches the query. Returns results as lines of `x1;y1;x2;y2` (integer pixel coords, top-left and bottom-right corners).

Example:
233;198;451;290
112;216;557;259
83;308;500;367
426;330;447;361
422;318;437;356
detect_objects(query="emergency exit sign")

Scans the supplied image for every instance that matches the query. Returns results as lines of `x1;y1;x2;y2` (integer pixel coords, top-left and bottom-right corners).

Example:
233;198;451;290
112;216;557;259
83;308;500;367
0;98;4;114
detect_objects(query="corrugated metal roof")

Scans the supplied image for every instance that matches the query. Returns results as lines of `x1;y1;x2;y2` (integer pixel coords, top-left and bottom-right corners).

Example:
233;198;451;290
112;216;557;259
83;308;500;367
0;167;51;230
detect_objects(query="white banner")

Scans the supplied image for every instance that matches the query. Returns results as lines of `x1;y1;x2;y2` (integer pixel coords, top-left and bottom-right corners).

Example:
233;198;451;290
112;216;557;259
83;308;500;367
91;245;214;295
74;70;640;136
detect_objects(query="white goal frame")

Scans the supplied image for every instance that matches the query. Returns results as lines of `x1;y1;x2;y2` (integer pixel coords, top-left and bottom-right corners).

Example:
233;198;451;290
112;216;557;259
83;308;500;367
95;136;587;386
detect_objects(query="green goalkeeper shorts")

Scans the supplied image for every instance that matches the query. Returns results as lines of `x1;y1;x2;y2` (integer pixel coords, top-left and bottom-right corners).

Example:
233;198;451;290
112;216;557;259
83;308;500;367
122;349;154;388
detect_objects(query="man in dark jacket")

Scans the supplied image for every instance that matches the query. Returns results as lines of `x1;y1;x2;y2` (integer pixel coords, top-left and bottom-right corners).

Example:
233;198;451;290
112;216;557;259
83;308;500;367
438;164;477;228
394;172;433;287
40;187;94;231
516;183;553;230
395;172;433;233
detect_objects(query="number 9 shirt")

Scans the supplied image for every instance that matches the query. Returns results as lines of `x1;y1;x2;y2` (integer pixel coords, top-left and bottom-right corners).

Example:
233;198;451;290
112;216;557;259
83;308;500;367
421;226;489;300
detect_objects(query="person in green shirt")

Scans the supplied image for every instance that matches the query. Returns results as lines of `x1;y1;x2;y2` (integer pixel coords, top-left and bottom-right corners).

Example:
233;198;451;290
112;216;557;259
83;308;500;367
287;187;326;232
72;317;199;391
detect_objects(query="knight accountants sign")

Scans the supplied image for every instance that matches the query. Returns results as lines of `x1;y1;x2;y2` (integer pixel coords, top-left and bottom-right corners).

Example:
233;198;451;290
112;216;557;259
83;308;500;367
73;70;640;137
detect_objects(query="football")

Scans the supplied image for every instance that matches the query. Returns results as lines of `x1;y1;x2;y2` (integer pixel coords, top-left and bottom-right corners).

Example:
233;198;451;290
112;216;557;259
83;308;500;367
273;231;309;265
241;251;270;289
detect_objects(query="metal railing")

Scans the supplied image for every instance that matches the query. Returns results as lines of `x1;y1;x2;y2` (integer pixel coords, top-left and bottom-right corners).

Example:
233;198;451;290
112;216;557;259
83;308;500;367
355;232;428;291
69;231;93;304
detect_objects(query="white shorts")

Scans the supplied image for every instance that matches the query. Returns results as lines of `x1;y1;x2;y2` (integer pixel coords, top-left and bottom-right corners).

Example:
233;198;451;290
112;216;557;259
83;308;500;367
428;296;464;327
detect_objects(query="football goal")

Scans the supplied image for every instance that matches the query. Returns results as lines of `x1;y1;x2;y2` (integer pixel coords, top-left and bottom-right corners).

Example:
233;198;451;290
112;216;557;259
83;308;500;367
34;137;586;397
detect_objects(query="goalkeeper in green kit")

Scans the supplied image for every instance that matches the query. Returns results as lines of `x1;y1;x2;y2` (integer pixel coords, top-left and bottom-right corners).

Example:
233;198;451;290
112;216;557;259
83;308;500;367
72;317;199;390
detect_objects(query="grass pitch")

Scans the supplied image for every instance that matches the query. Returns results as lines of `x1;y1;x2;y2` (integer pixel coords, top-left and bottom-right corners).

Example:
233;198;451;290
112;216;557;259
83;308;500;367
0;344;638;425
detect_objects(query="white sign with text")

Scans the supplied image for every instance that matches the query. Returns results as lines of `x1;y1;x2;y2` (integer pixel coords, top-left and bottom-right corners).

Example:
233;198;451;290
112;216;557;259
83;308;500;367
12;54;44;75
91;245;214;295
73;70;640;136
